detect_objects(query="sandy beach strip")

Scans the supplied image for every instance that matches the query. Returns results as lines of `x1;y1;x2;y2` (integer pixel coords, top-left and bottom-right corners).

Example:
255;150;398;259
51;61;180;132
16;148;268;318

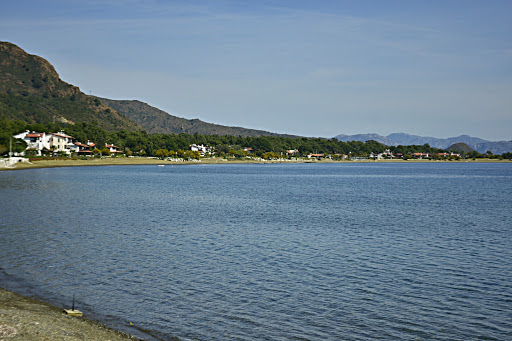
0;156;273;171
1;156;508;171
0;287;143;340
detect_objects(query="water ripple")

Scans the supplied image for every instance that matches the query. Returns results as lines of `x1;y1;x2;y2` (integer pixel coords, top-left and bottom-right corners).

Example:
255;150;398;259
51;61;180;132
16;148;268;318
1;163;512;340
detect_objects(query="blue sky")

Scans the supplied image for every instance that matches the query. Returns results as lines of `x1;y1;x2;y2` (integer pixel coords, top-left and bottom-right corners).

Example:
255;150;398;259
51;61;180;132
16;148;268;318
2;0;511;140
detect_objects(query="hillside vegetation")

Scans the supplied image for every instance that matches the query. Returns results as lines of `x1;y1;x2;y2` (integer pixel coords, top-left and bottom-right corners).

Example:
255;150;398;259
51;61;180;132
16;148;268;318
0;41;297;139
97;97;298;138
447;142;474;153
0;41;140;131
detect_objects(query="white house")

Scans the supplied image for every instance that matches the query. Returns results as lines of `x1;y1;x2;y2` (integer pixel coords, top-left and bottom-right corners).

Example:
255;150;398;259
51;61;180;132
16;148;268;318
190;144;211;156
49;132;75;154
105;143;123;154
307;153;324;159
13;131;50;156
13;130;76;156
74;142;93;155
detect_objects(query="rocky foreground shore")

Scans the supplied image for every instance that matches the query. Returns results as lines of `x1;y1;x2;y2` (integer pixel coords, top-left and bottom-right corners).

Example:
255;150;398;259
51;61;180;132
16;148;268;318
0;287;141;340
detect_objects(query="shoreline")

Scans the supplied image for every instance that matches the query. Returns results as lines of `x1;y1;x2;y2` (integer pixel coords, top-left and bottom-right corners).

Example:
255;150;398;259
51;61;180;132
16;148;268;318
0;286;144;340
1;156;509;171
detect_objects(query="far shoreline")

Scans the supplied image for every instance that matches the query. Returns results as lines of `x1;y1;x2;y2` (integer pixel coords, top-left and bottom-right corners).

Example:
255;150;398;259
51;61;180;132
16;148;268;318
1;156;510;171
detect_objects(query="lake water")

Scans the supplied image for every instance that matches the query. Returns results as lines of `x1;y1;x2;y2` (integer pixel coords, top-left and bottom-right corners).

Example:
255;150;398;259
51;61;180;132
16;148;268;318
1;162;511;340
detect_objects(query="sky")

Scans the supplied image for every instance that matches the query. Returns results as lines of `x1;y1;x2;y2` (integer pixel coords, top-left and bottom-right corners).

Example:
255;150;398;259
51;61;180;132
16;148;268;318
1;0;511;141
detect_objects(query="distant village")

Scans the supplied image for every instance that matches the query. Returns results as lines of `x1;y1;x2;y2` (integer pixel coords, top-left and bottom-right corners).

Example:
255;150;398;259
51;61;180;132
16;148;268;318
6;130;464;162
11;130;122;157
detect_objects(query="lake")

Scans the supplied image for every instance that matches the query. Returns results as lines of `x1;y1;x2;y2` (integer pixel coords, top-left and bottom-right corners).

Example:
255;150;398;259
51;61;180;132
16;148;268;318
1;162;511;340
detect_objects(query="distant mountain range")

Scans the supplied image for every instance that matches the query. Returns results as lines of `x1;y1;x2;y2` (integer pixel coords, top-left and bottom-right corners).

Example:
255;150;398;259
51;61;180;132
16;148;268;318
334;133;512;154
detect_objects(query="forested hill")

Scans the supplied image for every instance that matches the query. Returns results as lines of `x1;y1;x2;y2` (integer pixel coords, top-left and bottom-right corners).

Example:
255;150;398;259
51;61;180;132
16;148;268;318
97;97;298;138
0;41;140;131
0;41;297;138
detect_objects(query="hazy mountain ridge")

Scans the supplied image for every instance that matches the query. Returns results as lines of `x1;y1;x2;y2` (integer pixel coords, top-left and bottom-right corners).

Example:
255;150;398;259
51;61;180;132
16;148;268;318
97;97;298;138
334;133;512;154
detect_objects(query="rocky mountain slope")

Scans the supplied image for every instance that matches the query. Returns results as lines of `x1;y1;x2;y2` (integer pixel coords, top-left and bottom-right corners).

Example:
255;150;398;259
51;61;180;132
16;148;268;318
1;41;296;138
0;41;140;131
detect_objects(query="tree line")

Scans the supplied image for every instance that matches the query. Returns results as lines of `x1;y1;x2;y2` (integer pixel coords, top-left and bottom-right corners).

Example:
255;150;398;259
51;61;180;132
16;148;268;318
0;119;510;159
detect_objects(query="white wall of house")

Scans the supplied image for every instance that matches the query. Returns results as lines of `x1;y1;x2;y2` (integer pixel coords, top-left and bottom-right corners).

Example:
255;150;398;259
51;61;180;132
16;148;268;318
49;133;74;154
13;131;51;156
13;130;75;156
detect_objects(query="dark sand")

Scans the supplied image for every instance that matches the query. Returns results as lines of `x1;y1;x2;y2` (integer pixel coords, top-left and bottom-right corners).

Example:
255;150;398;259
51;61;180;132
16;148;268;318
0;287;142;340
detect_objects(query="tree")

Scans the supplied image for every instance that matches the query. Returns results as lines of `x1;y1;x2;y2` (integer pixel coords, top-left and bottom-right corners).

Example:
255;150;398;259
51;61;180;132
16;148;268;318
154;149;169;159
100;147;111;156
183;150;200;160
262;151;277;159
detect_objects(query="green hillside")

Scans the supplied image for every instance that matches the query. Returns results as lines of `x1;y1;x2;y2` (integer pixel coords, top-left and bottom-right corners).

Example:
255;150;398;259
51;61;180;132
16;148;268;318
0;41;297;139
447;142;475;153
97;97;298;138
0;41;140;131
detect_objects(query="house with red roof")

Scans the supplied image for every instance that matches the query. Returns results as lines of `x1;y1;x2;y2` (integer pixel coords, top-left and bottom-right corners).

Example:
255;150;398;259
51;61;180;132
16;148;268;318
13;130;78;156
413;152;430;159
307;153;325;159
105;143;123;154
49;132;75;154
74;142;93;155
14;131;50;156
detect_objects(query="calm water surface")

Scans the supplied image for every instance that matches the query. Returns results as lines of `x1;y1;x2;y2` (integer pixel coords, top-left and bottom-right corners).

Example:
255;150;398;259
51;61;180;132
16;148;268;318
1;163;511;340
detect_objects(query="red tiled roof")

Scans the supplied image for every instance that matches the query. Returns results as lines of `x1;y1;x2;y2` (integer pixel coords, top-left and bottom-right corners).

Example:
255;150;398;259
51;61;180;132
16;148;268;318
52;133;73;139
26;133;43;138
